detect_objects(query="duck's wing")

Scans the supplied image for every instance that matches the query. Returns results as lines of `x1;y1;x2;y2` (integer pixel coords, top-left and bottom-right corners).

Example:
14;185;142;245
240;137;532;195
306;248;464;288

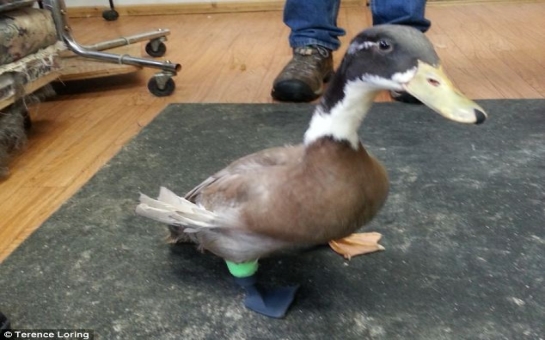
184;144;304;202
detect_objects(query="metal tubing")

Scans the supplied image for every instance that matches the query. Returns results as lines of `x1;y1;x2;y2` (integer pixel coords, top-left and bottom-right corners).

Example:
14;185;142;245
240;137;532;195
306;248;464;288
42;0;66;40
63;35;180;73
81;29;170;52
43;0;181;74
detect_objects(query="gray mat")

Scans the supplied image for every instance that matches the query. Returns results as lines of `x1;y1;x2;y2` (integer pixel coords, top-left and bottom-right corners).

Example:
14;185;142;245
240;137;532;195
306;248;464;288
1;101;544;340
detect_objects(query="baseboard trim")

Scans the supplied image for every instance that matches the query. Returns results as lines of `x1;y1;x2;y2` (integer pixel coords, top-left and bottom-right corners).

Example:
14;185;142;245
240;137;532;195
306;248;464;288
66;0;543;18
66;0;367;18
429;0;544;6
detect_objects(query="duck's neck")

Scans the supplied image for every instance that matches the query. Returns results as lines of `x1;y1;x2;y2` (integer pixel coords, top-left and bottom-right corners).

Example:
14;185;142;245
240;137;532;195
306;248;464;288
304;74;380;150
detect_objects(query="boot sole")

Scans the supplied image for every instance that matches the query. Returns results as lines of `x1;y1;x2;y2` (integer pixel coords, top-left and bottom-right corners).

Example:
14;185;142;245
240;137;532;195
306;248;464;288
271;71;334;103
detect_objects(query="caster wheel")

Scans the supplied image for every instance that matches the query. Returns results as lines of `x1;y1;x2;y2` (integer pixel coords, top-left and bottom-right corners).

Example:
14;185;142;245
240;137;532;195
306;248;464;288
102;9;119;21
145;41;167;58
148;77;175;97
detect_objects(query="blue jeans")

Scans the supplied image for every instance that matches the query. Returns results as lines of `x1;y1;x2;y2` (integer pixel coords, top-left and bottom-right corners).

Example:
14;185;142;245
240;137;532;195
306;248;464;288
285;0;431;50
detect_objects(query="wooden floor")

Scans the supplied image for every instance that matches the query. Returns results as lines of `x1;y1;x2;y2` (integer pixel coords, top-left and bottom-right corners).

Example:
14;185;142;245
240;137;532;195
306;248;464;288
1;2;545;262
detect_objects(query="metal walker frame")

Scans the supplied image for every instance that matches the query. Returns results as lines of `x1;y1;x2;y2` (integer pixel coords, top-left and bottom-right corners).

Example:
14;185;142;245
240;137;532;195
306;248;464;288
42;0;181;96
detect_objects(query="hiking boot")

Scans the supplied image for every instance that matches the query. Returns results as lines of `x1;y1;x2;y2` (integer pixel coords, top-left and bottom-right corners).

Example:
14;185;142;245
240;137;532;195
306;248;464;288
272;46;334;102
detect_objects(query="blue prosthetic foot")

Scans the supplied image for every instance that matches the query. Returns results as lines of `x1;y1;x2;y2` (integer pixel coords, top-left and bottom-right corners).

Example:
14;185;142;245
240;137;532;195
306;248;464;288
234;275;299;319
225;260;299;318
0;311;10;331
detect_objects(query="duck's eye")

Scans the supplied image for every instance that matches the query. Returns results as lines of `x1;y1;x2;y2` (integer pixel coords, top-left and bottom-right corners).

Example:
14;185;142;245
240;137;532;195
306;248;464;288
378;40;392;51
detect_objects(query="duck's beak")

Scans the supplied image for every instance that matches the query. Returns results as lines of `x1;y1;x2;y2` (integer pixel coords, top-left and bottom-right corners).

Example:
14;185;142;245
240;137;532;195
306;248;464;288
403;61;487;124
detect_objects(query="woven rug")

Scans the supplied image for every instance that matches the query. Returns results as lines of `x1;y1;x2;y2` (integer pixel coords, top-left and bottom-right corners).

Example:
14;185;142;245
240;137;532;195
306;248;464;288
0;100;543;340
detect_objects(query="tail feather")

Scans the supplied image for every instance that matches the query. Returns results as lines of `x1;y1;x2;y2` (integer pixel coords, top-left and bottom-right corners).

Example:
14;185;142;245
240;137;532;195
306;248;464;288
157;187;214;223
157;187;195;214
136;187;217;230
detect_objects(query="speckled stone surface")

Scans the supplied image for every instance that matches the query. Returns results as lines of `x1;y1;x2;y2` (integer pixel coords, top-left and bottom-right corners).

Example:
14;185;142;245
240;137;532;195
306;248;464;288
0;101;544;340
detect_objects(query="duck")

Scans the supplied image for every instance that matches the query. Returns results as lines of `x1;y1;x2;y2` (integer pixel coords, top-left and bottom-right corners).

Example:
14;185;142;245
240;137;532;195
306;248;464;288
136;24;487;318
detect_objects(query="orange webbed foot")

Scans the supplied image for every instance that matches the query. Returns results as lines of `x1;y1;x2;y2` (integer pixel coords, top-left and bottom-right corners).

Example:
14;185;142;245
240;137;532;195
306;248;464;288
329;232;385;260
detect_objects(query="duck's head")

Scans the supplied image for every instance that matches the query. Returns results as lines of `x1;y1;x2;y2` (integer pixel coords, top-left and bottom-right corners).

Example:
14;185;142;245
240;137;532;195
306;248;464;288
323;24;487;125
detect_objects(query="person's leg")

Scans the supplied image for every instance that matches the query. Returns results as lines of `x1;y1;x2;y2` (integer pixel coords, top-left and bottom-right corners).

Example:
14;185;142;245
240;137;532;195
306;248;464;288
371;0;430;32
272;0;343;102
285;0;345;50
